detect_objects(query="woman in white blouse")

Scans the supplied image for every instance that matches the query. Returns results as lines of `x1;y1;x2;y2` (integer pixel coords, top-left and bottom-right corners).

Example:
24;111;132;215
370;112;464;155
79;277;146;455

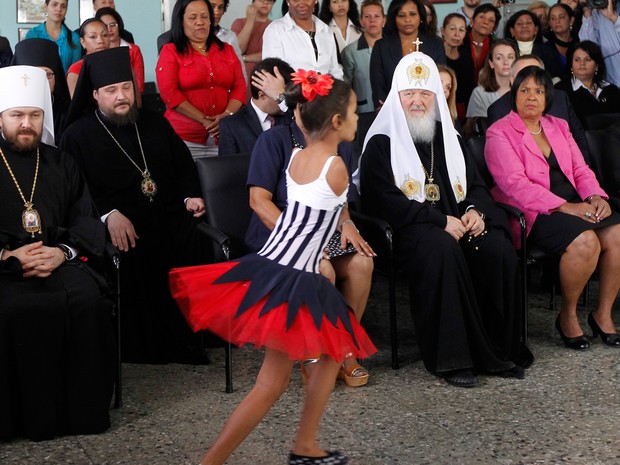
262;0;343;79
319;0;362;52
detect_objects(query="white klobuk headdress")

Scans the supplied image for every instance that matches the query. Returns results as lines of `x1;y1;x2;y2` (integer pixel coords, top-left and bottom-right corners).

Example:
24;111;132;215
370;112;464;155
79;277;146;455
0;65;55;146
355;52;466;202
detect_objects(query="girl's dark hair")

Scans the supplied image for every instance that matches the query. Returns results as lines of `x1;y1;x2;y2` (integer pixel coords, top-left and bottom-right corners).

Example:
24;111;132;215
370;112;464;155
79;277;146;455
384;0;428;37
510;65;554;115
45;0;77;49
568;40;607;85
549;2;574;19
282;0;320;16
504;10;542;42
285;76;352;137
95;7;125;34
171;0;223;54
318;0;362;34
479;39;519;92
442;12;466;29
79;18;106;38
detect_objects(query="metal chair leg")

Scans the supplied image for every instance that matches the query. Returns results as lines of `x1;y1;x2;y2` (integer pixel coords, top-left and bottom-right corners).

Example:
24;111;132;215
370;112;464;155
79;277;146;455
225;342;233;393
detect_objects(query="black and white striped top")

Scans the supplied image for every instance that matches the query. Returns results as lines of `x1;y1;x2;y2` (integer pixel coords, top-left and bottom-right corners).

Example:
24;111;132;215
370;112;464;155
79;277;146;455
258;150;347;273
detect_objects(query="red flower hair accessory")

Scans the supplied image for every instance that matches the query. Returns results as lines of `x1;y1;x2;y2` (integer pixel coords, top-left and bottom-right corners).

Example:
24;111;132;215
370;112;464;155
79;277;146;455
291;69;333;102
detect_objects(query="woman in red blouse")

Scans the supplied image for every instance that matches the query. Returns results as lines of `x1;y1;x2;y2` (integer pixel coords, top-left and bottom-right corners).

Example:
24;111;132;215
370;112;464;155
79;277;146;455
156;0;246;158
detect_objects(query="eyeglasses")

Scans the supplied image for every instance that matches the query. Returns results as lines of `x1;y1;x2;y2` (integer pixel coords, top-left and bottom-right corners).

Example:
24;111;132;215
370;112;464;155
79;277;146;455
46;71;55;80
105;22;118;29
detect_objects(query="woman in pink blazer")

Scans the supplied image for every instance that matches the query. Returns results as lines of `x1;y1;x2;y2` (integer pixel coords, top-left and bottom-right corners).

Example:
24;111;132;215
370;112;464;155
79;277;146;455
485;66;620;351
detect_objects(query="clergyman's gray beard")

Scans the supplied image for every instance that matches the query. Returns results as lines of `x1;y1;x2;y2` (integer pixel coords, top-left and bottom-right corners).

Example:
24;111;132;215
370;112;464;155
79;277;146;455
100;104;139;126
406;104;437;144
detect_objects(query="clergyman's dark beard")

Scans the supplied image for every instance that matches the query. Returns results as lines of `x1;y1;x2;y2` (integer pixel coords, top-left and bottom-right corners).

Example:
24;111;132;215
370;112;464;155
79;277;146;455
100;104;139;126
1;129;42;152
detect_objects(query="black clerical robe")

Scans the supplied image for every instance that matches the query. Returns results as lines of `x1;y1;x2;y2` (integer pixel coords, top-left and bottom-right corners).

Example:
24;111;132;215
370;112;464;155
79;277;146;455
60;110;209;363
360;124;532;373
0;139;115;441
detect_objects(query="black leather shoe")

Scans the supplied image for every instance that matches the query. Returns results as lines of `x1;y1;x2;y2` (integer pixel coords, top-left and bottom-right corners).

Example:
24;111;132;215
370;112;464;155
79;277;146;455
496;365;525;380
441;369;478;388
555;316;590;350
588;312;620;347
289;451;348;464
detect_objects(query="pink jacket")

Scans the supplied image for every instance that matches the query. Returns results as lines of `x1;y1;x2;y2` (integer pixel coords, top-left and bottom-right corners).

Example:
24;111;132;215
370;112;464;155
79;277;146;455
485;111;607;248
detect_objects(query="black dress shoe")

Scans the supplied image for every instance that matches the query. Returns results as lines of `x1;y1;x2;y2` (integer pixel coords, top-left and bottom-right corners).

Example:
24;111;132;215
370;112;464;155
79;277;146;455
588;312;620;347
496;365;525;380
289;451;349;464
555;316;590;350
441;369;478;388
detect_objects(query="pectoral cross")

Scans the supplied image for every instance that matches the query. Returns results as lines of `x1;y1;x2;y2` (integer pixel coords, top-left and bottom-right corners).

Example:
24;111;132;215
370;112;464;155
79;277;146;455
21;73;29;87
412;37;423;52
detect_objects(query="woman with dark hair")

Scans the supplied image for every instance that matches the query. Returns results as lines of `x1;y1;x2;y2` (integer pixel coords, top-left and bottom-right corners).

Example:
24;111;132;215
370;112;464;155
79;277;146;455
66;18;110;97
422;0;438;37
11;38;71;142
95;7;145;93
156;0;245;159
486;66;620;351
441;13;468;119
505;10;563;80
169;71;376;465
555;41;620;128
369;0;445;108
26;0;81;74
543;3;579;77
263;0;342;78
464;39;518;138
319;0;362;51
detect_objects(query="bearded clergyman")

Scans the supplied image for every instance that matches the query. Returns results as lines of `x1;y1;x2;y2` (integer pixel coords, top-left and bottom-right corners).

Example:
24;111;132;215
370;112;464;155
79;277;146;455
0;65;115;441
358;52;533;388
61;47;210;364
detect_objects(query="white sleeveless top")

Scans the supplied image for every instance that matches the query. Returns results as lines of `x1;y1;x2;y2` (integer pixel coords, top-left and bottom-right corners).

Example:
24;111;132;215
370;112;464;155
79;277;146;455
258;149;347;273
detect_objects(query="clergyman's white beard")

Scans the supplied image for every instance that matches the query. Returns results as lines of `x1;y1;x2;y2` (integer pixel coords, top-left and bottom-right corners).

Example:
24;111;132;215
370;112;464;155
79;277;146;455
405;104;437;144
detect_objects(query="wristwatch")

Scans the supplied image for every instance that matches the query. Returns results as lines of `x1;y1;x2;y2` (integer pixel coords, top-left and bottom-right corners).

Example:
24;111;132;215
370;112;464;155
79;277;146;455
57;244;72;261
275;93;286;104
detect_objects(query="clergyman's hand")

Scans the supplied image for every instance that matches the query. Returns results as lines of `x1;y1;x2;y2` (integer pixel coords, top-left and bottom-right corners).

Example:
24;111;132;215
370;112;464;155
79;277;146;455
106;211;139;252
4;241;65;278
444;215;467;241
186;197;206;217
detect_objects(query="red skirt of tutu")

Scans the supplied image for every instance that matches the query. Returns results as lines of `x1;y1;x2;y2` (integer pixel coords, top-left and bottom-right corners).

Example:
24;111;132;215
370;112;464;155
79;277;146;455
169;261;377;363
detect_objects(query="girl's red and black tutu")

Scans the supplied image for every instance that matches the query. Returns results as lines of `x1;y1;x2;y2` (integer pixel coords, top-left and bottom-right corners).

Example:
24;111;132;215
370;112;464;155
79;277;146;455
169;254;377;362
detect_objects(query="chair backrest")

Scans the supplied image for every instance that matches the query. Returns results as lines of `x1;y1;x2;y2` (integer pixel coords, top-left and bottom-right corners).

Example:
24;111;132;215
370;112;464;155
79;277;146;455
195;154;252;260
465;135;494;188
584;113;620;131
585;129;607;189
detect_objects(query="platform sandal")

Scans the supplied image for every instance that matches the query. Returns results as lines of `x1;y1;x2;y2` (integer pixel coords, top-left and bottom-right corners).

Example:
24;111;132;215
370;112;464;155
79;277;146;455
337;354;369;387
288;450;349;464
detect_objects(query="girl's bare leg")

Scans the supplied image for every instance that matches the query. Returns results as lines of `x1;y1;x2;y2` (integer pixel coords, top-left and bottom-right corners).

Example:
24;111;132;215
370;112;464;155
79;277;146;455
200;349;294;465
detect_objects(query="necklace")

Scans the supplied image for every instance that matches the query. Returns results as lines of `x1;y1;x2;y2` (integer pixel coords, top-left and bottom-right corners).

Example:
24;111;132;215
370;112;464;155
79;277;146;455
420;142;440;204
528;122;542;135
95;110;157;201
190;42;207;53
471;39;484;48
0;146;42;237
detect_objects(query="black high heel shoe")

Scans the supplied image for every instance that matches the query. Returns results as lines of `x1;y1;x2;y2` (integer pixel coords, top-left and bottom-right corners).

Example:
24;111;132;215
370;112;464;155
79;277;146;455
555;316;590;350
587;312;620;347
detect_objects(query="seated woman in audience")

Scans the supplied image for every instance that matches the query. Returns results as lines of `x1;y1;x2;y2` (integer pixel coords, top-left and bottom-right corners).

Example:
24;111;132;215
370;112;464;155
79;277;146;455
66;18;110;97
543;3;578;78
156;0;245;159
441;13;468;119
437;64;459;128
95;7;144;93
555;41;620;129
26;0;81;74
485;66;620;351
464;39;518;139
505;10;563;81
231;0;274;95
263;0;343;78
370;0;445;108
319;0;363;52
11;38;71;142
423;0;438;37
528;1;550;33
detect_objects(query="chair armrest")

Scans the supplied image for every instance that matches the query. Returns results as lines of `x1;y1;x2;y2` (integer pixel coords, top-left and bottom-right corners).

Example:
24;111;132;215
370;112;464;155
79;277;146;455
196;222;231;262
350;210;394;267
104;242;120;269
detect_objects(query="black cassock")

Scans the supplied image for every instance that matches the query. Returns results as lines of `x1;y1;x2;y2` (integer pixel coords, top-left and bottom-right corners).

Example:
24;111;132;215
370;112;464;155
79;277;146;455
0;139;115;441
360;124;532;374
61;110;209;363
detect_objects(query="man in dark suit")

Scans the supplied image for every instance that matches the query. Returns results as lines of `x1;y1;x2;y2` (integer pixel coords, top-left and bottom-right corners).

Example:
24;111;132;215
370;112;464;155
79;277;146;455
218;58;294;156
487;54;590;165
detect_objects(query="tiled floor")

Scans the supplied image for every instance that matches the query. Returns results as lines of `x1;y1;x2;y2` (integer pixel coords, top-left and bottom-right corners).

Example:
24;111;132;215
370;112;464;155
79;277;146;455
2;278;619;465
